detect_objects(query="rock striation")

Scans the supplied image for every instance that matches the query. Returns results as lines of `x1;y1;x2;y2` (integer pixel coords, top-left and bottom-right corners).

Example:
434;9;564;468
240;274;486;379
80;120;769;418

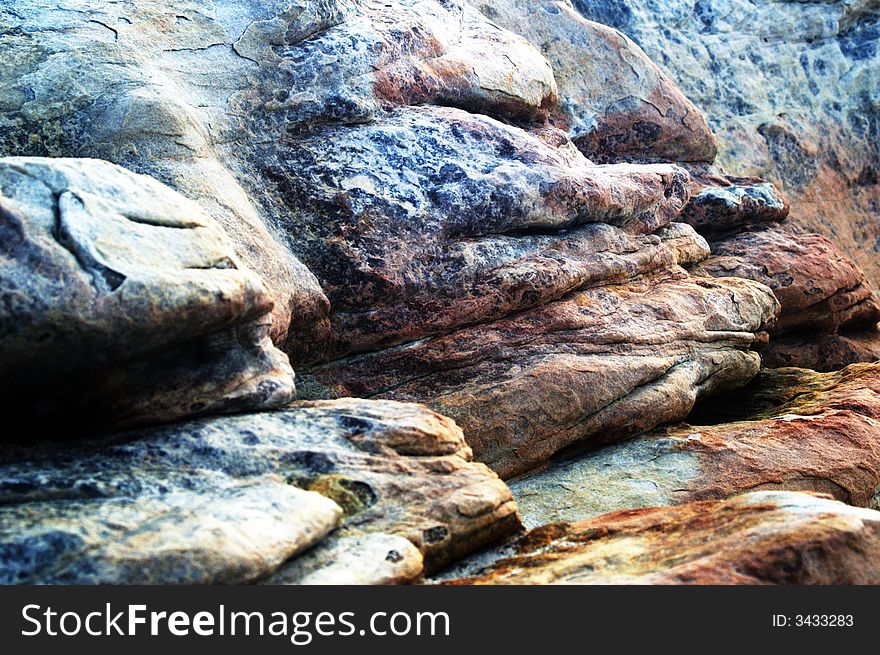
511;362;880;528
681;171;880;371
447;491;880;584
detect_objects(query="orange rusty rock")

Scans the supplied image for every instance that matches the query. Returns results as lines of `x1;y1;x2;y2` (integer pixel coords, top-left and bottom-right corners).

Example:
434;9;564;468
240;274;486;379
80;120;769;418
448;491;880;584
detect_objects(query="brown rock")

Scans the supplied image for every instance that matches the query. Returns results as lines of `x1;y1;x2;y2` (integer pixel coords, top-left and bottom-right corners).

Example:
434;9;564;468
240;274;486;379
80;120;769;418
511;363;880;528
447;491;880;584
301;267;778;479
0;398;520;583
694;225;880;371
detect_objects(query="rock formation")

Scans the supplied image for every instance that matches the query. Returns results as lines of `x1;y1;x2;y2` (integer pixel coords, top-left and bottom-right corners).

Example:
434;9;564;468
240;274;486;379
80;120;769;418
0;399;517;583
472;0;718;163
0;0;878;585
0;0;779;478
447;491;880;584
572;0;880;290
510;363;880;528
0;157;295;433
681;171;880;371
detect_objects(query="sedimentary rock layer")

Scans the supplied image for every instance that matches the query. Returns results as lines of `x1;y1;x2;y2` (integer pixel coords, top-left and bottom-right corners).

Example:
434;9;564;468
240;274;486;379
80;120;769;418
0;399;519;583
697;227;880;370
302;263;777;478
680;172;880;371
448;491;880;584
511;363;880;528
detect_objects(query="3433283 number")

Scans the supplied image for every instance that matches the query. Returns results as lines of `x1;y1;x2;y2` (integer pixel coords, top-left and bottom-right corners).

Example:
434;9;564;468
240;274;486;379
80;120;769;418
795;615;854;627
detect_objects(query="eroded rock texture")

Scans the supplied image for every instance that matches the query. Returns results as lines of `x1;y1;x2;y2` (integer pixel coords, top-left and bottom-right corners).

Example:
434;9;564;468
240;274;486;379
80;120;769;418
697;226;880;370
511;362;880;528
0;399;519;583
0;157;294;433
571;0;880;290
473;0;717;163
302;266;777;478
2;0;876;587
681;171;880;371
448;491;880;584
0;0;778;475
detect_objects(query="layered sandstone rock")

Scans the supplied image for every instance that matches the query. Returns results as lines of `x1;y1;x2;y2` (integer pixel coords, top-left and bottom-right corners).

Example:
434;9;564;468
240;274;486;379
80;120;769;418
697;227;880;370
511;363;880;528
448;491;880;584
0;0;778;476
0;157;294;433
680;171;880;371
302;268;777;478
0;399;518;583
570;0;880;290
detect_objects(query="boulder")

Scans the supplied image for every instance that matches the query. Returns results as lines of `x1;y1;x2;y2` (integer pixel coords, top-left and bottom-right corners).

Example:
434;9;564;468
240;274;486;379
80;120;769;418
473;0;718;162
679;170;790;238
511;363;880;528
0;157;294;433
0;399;519;583
0;0;558;354
447;491;880;584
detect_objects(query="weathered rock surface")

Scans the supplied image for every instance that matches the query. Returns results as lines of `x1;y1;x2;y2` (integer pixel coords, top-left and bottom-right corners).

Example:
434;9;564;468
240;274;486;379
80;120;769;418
447;491;880;584
570;0;880;290
680;171;790;238
0;0;779;475
302;265;777;479
0;156;294;433
0;0;559;354
474;0;717;163
0;399;519;583
511;363;880;528
265;534;424;585
696;226;880;370
678;171;880;371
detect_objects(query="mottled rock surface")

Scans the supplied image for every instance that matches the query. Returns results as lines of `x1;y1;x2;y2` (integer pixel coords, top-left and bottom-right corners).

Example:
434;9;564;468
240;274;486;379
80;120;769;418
302;266;777;478
512;363;880;527
571;0;880;289
696;226;880;370
0;0;779;473
0;157;294;433
448;491;880;584
679;170;880;371
0;399;519;583
474;0;717;163
680;171;790;238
